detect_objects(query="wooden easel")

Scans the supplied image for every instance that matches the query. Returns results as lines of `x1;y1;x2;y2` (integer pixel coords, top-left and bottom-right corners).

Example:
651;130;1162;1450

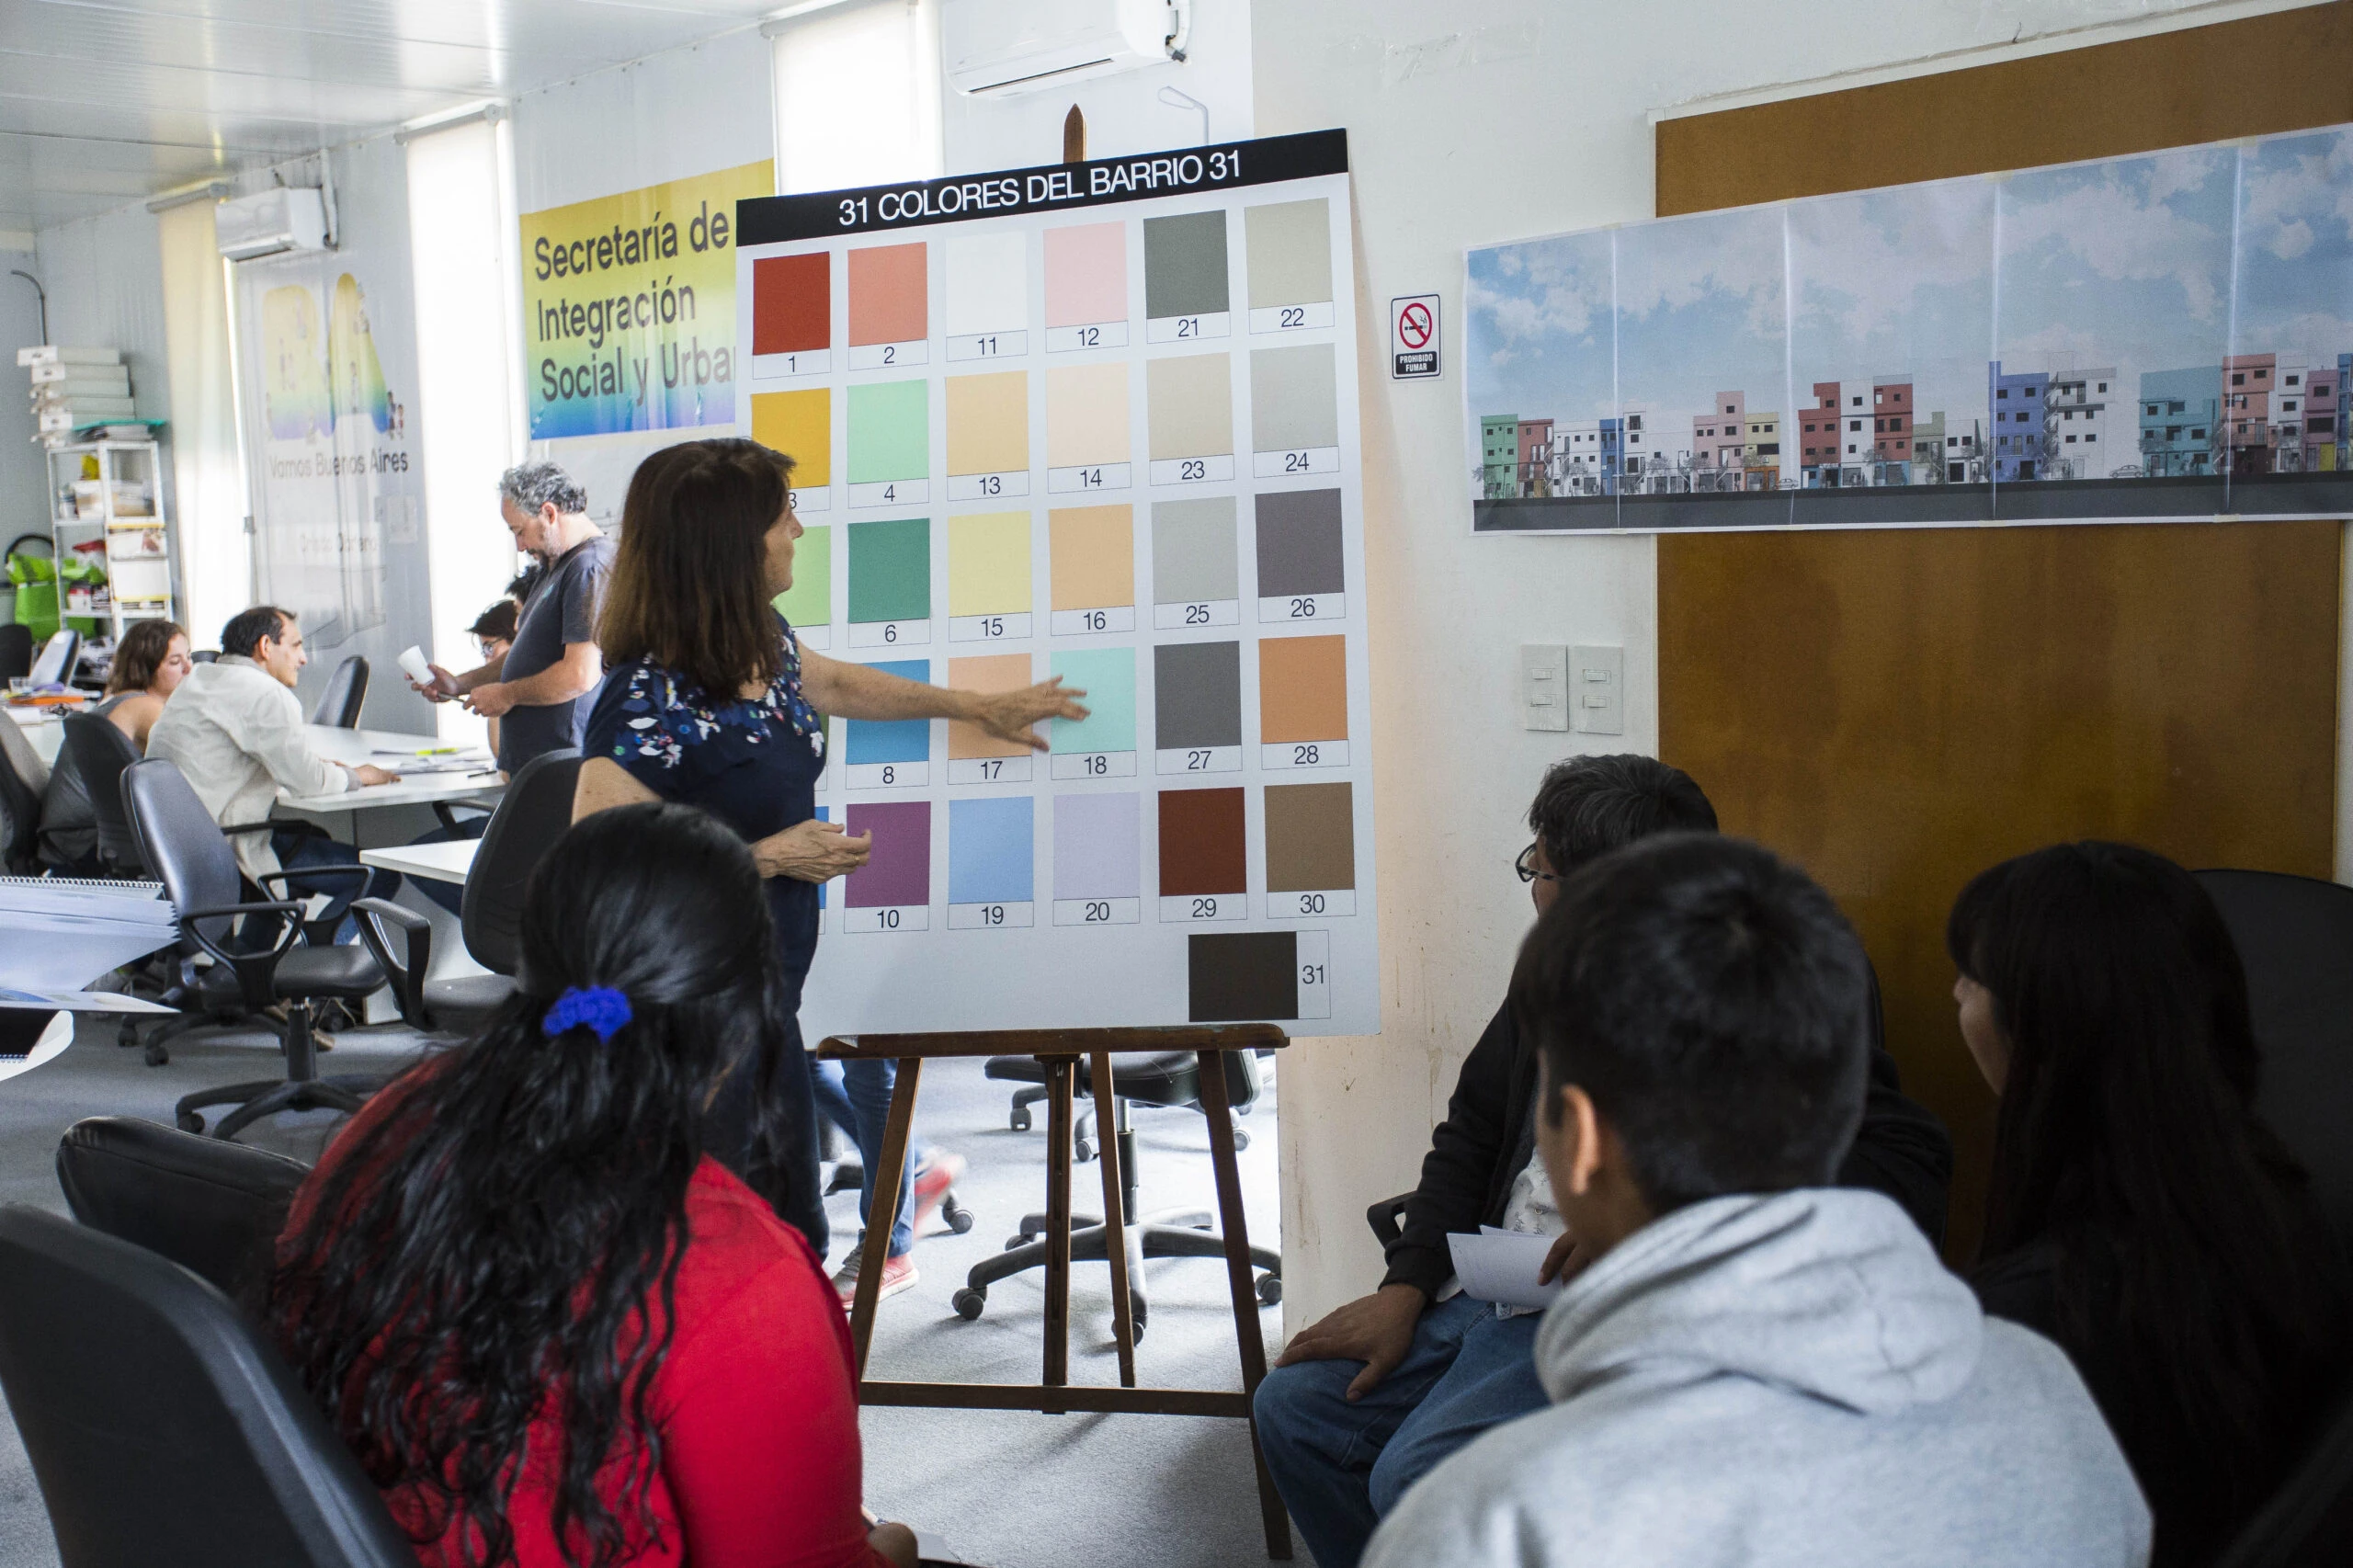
819;1025;1293;1560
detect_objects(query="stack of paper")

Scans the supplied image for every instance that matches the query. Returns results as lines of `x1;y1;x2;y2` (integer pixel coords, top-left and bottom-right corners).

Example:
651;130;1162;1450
370;747;496;775
0;877;178;994
18;346;132;437
1447;1226;1571;1311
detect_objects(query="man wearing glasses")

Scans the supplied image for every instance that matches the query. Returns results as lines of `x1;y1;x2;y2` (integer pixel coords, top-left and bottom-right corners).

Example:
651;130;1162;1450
1251;754;1955;1568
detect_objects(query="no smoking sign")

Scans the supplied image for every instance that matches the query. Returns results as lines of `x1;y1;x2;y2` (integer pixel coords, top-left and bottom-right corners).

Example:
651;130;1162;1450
1391;294;1439;380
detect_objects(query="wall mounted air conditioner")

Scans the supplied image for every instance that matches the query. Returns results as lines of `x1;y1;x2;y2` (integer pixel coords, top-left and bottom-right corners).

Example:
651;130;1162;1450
945;0;1184;98
215;188;330;261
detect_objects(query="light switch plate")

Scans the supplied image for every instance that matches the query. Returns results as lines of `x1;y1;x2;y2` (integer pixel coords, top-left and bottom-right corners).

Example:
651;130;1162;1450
1571;644;1623;735
1520;643;1569;732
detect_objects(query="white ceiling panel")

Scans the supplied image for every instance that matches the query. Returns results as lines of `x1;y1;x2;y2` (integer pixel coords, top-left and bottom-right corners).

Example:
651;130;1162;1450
4;0;781;230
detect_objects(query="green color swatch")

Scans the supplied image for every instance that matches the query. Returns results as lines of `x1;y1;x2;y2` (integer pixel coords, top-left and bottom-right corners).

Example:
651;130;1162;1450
772;523;830;630
847;516;930;623
1051;646;1137;754
847;379;930;483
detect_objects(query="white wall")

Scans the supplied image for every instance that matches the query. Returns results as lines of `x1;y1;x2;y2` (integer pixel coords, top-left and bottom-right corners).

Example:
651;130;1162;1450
1250;0;2319;1332
0;249;48;549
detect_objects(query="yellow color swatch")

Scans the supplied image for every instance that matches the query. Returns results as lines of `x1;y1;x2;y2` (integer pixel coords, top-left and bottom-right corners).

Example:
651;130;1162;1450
1049;505;1133;610
947;653;1037;758
750;388;831;487
949;511;1031;615
945;370;1029;477
1045;362;1130;468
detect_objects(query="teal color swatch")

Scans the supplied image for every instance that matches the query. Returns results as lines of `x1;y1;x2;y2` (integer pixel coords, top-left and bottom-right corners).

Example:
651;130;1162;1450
1051;646;1137;753
847;517;930;623
847;379;929;483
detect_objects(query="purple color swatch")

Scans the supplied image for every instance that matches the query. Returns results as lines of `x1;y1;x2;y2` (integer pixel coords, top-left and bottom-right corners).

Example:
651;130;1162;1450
1052;792;1141;900
846;801;932;907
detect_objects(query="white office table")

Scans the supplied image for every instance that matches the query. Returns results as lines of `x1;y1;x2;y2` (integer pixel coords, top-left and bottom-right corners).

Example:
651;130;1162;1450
278;726;505;815
358;837;480;885
2;703;69;767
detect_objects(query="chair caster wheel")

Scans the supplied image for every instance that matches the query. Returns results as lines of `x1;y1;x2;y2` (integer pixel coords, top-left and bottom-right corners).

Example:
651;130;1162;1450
952;1288;986;1321
1256;1273;1283;1306
1131;1304;1148;1342
1009;1108;1031;1131
1074;1138;1094;1162
176;1110;204;1134
144;1042;169;1067
942;1196;975;1234
116;1021;138;1050
1232;1128;1251;1152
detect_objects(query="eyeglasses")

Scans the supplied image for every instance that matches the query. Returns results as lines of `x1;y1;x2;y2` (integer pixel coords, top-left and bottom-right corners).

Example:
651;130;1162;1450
1515;844;1564;884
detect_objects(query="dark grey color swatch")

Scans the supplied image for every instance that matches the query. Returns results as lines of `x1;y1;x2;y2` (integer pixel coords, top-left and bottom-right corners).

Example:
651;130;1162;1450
1188;930;1299;1022
1255;489;1345;597
1143;210;1231;319
1154;640;1244;749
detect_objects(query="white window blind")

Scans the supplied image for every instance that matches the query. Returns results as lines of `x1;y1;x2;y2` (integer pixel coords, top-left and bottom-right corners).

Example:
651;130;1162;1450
156;200;251;645
772;0;944;195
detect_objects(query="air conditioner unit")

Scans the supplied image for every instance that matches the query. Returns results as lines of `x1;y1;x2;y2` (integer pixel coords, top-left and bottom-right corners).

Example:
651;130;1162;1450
215;188;330;261
945;0;1180;98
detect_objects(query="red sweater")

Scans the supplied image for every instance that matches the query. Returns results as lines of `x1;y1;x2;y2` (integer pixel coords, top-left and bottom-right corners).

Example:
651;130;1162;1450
284;1081;889;1568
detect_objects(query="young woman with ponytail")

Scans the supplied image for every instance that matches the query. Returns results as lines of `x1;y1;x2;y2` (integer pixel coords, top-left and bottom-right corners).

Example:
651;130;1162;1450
269;801;921;1568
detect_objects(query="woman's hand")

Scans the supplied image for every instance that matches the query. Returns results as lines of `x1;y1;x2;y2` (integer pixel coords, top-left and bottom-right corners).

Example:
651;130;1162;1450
961;676;1089;751
755;817;873;883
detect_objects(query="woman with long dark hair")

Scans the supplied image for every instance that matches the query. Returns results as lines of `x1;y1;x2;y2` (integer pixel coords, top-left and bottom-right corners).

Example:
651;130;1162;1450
36;616;190;868
270;801;919;1568
1949;841;2350;1566
575;437;1083;1297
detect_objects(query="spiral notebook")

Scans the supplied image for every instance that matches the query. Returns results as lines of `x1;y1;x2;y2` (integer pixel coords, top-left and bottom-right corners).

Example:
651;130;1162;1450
0;876;178;992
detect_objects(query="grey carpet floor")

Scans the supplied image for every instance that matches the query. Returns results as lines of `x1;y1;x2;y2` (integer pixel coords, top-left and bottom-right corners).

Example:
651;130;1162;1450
0;1015;1300;1568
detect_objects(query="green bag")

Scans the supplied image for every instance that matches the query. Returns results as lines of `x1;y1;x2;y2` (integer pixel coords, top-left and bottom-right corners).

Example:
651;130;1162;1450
56;553;105;638
6;549;57;643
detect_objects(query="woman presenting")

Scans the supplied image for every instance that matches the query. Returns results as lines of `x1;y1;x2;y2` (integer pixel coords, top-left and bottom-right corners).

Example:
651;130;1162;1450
576;437;1085;1253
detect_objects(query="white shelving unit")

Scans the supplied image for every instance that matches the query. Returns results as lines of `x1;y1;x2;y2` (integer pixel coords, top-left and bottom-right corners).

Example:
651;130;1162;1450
44;438;175;645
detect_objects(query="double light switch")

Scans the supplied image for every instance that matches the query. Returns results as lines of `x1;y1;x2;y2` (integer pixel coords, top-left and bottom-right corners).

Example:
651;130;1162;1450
1520;643;1623;734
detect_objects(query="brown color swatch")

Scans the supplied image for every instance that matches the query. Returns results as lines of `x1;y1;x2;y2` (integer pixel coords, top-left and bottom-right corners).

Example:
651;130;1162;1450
1158;787;1246;896
1257;634;1347;744
1264;782;1354;892
754;253;828;354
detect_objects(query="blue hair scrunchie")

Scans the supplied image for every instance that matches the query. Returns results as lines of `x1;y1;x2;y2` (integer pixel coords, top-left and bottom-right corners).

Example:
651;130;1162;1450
542;985;632;1041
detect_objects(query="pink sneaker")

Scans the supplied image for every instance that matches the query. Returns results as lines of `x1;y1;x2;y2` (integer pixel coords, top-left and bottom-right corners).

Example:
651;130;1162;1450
833;1249;917;1305
910;1151;967;1235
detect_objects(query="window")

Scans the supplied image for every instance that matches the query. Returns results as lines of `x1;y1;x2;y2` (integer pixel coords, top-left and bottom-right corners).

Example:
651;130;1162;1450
1724;403;1735;414
2192;429;2205;440
1847;444;1857;454
1875;419;1885;432
2256;368;2269;379
1628;415;1642;430
2234;372;2246;385
2284;399;2298;412
1998;388;2010;398
1848;420;1860;432
2313;416;2335;432
2147;403;2161;415
2065;435;2077;443
1851;394;1861;406
771;0;944;194
2097;382;2108;392
2287;374;2300;386
2085;433;2097;442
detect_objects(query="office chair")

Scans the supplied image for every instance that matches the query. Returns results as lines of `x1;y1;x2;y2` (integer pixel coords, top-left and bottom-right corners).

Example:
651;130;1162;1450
0;620;30;683
0;1204;415;1568
61;712;145;876
955;1049;1281;1336
55;1115;310;1303
0;721;41;874
122;757;399;1140
190;649;217;664
1003;1049;1266;1154
356;749;581;1035
2196;868;2353;1258
309;655;369;729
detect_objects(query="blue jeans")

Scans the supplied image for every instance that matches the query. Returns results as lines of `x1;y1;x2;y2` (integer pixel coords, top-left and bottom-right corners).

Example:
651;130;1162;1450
405;813;489;916
264;828;401;946
1253;1293;1552;1568
812;1057;925;1258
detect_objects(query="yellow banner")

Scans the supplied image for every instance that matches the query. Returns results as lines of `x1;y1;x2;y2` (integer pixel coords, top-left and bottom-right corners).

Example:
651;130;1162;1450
519;159;772;438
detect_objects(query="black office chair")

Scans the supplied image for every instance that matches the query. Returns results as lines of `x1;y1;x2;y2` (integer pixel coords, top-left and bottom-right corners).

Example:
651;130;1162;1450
61;711;145;875
0;620;31;684
0;1204;415;1568
955;1050;1281;1335
56;1115;310;1303
309;655;369;729
0;718;41;874
2197;868;2353;1257
357;749;582;1035
122;757;398;1140
1002;1049;1266;1155
190;649;218;664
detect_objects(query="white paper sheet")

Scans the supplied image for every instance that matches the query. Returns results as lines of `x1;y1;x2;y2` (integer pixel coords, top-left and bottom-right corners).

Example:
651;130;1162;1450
0;987;176;1015
1446;1227;1567;1311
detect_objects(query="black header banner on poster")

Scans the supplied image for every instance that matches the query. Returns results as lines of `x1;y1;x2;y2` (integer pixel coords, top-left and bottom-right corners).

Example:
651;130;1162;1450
737;129;1349;245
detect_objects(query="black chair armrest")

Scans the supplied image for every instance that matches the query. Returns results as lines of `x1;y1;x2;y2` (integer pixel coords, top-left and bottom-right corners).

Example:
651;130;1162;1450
218;820;280;837
176;900;306;1007
256;865;370;898
1367;1190;1413;1249
350;898;431;1028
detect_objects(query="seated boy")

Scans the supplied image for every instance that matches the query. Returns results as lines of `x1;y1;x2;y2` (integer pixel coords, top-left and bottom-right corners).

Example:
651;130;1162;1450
1253;756;1954;1568
1362;834;2149;1567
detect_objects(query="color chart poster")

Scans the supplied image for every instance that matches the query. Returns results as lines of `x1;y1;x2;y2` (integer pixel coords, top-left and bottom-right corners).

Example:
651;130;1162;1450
737;131;1378;1038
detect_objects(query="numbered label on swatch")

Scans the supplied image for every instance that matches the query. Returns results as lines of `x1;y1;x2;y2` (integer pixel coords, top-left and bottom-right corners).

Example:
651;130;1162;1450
949;901;1034;929
948;756;1031;785
1051;750;1136;779
1052;897;1141;926
1153;599;1239;631
1157;746;1241;776
847;762;928;790
754;349;831;379
1160;892;1246;922
847;619;929;648
1258;593;1343;623
947;472;1029;501
1249;301;1336;334
1046;322;1128;353
1263;741;1347;770
848;340;926;369
1252;447;1340;479
1145;312;1230;343
1047;463;1131;494
949;613;1033;642
1051;606;1135;636
849;480;928;508
1148;455;1233;486
845;904;928;933
788;485;830;515
1274;890;1356;919
1296;931;1332;1017
948;332;1028;362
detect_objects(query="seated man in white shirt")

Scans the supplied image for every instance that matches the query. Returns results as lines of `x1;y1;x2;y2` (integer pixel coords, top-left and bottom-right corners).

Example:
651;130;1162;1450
146;605;401;943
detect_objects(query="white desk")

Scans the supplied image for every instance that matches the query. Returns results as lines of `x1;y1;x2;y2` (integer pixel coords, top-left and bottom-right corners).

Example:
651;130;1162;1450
359;837;479;885
2;703;70;767
278;726;504;814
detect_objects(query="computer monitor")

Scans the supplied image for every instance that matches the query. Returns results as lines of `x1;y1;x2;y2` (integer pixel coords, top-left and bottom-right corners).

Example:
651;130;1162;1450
28;629;78;689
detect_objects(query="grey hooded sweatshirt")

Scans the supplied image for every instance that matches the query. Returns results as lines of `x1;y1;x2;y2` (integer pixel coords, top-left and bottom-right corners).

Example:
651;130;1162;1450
1364;1188;2151;1568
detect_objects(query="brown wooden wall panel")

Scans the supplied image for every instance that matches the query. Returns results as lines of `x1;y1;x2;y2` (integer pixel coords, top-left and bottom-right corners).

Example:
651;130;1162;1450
1655;8;2349;1262
1658;2;2353;215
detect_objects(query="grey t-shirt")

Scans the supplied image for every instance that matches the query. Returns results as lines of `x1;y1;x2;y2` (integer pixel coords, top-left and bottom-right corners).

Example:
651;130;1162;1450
496;534;614;774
